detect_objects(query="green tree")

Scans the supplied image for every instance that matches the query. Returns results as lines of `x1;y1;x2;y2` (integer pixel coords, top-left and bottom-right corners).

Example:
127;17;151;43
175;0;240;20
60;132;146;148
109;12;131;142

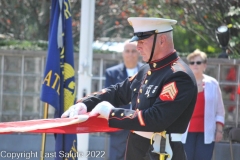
0;0;239;57
0;0;51;40
139;0;240;57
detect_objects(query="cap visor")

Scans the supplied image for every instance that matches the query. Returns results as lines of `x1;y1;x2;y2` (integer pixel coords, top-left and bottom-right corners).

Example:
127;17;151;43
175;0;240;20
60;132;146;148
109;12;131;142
130;35;153;42
130;36;140;42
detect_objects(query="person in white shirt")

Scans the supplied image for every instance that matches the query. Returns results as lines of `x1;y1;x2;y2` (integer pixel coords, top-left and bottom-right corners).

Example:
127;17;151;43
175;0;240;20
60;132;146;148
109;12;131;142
182;49;225;160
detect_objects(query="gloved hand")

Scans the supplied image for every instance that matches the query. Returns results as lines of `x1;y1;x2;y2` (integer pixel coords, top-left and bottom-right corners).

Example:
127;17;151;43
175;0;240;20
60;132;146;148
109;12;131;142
61;103;87;118
89;101;114;119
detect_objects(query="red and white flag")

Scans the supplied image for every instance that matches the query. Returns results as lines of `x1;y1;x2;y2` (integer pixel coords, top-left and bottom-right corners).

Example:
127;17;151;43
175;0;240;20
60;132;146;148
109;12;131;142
0;114;120;134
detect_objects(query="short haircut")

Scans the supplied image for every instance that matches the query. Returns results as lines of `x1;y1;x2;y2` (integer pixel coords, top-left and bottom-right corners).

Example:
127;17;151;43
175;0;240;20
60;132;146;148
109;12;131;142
187;49;207;63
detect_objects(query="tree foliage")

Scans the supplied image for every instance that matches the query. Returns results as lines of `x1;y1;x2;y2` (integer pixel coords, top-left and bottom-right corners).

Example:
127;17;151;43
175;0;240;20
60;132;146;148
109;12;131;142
0;0;51;40
0;0;239;57
93;0;240;57
154;0;240;56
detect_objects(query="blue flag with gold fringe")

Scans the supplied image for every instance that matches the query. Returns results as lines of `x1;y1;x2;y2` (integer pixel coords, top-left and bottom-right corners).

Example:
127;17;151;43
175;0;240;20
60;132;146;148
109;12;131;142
40;0;77;159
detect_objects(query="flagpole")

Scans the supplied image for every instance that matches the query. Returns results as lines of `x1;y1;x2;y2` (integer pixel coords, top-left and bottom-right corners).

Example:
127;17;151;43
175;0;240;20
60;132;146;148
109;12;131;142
77;0;95;160
40;103;49;160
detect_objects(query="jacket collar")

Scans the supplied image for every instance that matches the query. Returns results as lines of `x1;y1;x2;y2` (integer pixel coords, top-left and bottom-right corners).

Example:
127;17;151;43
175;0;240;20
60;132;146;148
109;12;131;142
149;52;179;70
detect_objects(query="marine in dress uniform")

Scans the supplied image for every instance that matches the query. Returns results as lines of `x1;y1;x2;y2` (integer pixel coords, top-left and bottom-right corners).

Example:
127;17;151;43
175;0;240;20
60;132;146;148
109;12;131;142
62;17;197;160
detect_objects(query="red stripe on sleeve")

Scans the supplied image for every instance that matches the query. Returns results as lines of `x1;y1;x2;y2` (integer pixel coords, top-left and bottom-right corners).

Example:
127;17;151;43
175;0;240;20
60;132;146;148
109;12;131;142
138;111;145;126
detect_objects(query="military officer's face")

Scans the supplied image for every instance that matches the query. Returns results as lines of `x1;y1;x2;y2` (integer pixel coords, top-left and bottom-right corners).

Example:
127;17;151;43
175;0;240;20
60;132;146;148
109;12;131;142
137;36;154;62
188;55;207;75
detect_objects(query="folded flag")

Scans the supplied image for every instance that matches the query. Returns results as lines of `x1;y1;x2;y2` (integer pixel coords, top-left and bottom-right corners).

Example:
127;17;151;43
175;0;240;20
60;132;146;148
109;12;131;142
0;114;120;134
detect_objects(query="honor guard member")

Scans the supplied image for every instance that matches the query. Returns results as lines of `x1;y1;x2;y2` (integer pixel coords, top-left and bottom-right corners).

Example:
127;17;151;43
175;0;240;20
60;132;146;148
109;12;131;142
62;17;198;160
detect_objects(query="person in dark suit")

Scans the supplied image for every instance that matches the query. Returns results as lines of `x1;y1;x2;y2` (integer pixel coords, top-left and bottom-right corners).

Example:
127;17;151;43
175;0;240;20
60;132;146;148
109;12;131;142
105;40;142;160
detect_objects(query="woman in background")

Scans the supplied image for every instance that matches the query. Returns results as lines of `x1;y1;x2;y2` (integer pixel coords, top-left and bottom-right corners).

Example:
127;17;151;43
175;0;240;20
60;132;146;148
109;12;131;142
182;49;225;160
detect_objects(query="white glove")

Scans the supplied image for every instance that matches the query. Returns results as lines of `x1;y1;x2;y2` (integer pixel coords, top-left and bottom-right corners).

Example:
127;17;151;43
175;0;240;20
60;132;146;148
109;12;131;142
89;101;114;119
61;103;87;118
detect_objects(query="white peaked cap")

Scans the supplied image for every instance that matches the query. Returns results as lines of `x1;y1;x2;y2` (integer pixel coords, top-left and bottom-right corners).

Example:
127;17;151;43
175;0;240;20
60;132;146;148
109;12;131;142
128;17;177;33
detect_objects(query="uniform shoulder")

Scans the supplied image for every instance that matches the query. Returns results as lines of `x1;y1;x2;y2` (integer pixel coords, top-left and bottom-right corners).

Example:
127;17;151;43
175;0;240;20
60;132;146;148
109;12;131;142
170;58;196;85
171;58;189;73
